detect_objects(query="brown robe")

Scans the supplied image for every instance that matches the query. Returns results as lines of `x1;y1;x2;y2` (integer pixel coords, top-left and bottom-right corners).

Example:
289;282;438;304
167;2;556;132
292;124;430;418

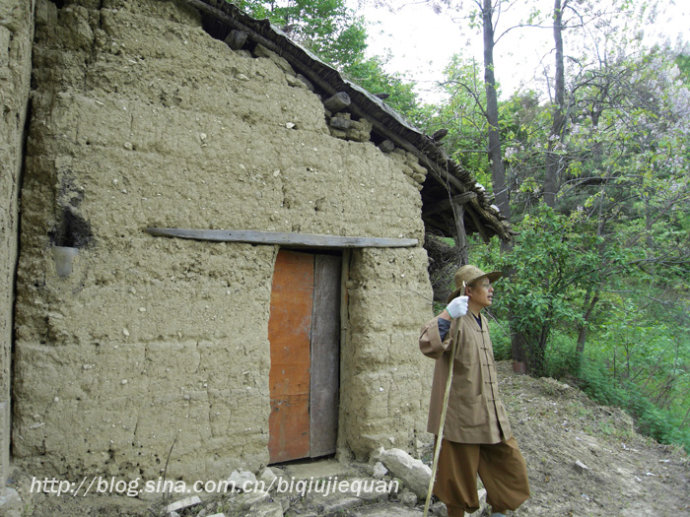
419;312;512;443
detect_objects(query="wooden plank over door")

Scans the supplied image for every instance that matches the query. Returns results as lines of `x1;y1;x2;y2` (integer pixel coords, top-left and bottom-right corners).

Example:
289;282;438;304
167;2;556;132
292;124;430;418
268;250;314;464
309;254;341;457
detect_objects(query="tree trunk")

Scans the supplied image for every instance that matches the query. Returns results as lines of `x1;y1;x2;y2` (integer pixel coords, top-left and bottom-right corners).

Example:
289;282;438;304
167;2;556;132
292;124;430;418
544;0;566;207
480;0;526;373
482;0;510;226
510;313;528;374
576;290;599;356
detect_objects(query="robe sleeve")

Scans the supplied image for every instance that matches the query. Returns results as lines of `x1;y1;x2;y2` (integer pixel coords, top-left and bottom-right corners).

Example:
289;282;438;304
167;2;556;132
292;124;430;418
419;316;453;359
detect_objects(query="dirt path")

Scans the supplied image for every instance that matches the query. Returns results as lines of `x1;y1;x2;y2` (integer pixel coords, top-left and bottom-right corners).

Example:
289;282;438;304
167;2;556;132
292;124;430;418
496;362;689;516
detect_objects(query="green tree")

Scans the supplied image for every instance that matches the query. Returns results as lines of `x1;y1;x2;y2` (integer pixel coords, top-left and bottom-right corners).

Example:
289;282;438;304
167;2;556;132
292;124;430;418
421;56;490;182
232;0;419;117
493;204;632;376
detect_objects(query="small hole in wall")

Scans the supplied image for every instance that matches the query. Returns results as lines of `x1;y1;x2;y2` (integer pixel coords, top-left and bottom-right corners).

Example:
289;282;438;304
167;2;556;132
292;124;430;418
369;131;387;146
199;12;257;53
50;207;94;248
200;13;230;42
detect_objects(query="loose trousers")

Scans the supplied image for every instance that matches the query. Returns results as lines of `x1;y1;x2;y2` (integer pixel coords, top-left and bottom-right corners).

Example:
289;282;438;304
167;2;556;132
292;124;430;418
433;437;530;516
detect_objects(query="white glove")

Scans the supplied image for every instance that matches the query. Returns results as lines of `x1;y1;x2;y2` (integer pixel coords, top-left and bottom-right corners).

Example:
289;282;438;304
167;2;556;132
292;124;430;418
446;295;469;318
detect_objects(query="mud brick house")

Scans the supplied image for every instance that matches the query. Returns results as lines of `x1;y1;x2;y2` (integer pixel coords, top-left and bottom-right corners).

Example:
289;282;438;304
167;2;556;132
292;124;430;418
0;0;509;484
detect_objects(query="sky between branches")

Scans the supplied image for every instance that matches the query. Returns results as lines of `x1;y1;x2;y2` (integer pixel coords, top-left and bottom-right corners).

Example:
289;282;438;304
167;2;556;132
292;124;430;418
349;0;690;103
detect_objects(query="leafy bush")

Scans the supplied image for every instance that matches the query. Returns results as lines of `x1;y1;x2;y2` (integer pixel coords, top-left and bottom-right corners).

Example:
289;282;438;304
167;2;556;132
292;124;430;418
577;359;690;453
488;319;511;361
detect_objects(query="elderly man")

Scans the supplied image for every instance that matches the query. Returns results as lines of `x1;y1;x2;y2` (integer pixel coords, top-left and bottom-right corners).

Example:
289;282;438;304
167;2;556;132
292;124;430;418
419;265;530;517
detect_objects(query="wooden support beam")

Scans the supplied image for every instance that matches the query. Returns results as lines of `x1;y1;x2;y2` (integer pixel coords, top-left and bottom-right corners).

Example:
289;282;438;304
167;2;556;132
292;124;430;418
466;199;490;243
423;192;478;217
452;202;469;265
146;227;418;248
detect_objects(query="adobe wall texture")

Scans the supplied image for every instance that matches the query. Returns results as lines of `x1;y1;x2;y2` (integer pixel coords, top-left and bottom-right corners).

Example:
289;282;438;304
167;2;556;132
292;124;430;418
0;0;35;487
12;0;434;481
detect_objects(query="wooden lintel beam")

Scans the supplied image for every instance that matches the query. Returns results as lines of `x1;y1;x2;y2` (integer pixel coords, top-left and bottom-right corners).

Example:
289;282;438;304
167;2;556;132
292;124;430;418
146;228;418;248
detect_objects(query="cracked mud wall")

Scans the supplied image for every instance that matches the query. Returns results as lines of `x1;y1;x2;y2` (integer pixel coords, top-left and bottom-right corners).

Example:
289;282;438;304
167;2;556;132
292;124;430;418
12;0;434;480
0;0;35;487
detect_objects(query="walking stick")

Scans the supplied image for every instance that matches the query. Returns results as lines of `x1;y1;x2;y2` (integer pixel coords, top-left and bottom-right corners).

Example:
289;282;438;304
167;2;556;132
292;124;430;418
423;282;464;517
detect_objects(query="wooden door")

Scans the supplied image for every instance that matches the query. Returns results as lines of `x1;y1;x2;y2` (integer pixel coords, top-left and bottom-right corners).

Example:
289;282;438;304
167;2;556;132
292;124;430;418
268;250;341;464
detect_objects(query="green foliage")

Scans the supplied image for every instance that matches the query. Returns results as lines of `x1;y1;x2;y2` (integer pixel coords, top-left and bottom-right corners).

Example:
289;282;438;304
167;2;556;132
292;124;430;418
578;359;690;453
542;331;581;380
233;0;352;55
232;0;420;120
481;201;688;450
676;53;690;84
459;42;689;450
343;54;420;117
490;204;631;375
414;55;492;188
488;319;511;361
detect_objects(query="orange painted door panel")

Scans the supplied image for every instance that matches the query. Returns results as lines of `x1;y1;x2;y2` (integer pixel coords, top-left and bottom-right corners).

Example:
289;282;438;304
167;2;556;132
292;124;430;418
268;250;314;463
268;250;341;464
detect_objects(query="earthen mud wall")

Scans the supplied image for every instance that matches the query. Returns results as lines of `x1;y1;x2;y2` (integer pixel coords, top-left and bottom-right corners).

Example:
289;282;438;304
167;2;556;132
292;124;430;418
11;0;434;481
0;0;35;487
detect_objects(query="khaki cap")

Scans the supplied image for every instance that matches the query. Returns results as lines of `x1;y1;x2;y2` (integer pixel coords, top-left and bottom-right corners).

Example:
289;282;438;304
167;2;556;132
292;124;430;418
447;264;502;303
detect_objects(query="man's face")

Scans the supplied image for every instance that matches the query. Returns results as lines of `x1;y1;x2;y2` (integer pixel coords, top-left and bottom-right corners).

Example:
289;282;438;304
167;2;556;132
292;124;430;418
468;278;494;308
